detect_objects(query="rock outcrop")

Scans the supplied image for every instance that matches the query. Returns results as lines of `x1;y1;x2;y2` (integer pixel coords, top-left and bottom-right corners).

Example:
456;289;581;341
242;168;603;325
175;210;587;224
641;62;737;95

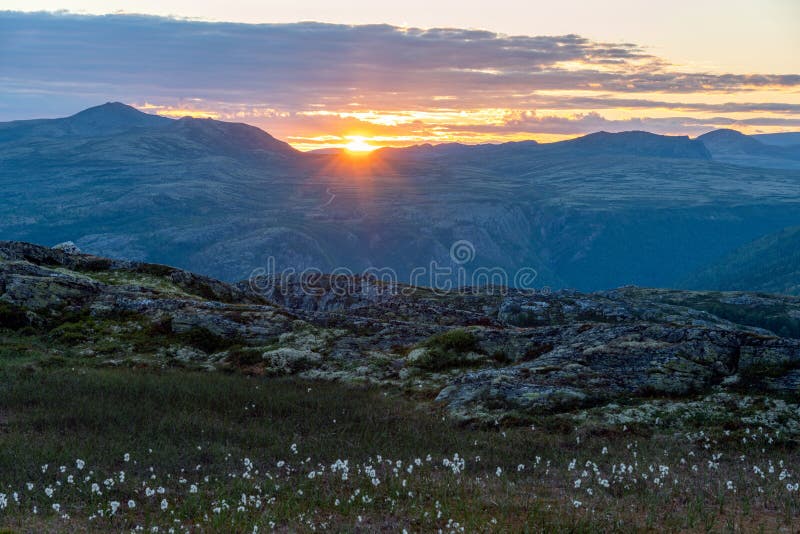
2;241;800;424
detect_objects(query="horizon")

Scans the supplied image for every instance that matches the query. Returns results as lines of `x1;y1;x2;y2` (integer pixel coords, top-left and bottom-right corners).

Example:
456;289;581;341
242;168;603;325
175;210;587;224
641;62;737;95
1;5;799;151
8;100;796;153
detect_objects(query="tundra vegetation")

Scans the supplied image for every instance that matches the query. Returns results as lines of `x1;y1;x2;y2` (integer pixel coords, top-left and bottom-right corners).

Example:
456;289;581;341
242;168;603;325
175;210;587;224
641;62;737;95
1;242;799;532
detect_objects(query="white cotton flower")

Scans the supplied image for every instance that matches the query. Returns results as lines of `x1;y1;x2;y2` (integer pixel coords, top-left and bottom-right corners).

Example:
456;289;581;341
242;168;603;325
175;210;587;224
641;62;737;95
128;500;136;509
124;453;130;463
160;499;168;511
189;484;198;494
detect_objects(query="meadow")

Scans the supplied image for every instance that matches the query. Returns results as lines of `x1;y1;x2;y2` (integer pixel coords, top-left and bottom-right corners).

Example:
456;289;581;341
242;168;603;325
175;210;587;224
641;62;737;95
1;360;798;533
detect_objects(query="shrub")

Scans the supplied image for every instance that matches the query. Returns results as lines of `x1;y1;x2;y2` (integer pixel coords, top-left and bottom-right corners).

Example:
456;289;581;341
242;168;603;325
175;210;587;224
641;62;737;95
226;346;264;367
414;329;479;371
426;329;478;353
0;301;28;330
49;320;93;344
177;327;238;354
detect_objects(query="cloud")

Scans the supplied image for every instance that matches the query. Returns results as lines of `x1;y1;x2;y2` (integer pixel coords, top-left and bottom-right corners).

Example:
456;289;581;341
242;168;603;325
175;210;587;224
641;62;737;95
481;112;800;136
0;10;798;145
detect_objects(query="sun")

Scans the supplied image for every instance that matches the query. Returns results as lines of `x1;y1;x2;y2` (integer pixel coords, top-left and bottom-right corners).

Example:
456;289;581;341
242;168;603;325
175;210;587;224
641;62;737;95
344;136;376;153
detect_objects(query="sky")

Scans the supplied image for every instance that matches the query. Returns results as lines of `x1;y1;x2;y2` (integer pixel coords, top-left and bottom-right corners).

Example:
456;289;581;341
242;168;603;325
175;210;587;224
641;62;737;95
1;1;799;150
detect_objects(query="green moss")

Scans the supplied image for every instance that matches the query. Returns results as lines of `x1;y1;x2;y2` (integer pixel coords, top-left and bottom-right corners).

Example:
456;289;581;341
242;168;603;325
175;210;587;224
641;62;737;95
88;271;192;297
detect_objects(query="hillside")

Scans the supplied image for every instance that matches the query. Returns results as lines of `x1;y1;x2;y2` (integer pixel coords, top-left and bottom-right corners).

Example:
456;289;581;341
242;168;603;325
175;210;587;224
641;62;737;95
3;240;800;417
682;225;800;296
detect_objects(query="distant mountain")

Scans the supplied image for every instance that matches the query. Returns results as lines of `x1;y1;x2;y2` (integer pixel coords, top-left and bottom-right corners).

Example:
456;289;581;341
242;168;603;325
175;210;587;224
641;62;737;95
682;226;800;295
698;129;768;154
379;132;710;161
2;103;800;290
753;132;800;147
555;130;711;159
697;129;800;170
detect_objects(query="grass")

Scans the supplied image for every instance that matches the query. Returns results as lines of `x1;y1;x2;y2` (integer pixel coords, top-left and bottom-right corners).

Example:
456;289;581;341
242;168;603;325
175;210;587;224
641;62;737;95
0;363;799;532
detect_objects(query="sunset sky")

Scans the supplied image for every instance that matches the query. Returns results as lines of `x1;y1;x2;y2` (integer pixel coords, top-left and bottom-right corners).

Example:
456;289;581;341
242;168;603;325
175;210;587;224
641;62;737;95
1;1;799;150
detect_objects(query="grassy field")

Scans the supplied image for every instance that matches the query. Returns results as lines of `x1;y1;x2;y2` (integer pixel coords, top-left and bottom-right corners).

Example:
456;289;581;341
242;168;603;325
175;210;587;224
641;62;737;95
0;331;799;532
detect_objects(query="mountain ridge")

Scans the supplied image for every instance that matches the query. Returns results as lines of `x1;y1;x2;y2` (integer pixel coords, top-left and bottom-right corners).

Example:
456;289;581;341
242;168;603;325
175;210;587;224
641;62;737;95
2;104;800;292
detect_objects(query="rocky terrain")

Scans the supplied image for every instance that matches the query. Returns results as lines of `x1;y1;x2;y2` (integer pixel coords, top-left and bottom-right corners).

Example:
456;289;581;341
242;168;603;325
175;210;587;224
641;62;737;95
3;241;800;432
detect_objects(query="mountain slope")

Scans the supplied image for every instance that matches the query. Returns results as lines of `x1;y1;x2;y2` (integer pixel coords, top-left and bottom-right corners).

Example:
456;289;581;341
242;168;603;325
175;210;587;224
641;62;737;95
698;129;800;170
753;132;800;147
682;225;800;295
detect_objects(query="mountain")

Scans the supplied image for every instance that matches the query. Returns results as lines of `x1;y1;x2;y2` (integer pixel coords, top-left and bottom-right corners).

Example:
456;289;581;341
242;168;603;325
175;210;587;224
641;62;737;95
697;129;800;170
0;102;172;141
753;132;800;147
378;132;710;161
376;140;540;161
2;103;800;291
555;130;711;159
682;225;800;296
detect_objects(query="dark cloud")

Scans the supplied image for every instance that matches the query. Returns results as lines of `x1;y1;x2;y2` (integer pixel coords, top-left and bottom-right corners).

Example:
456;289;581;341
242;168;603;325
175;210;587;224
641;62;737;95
1;12;799;111
0;10;798;142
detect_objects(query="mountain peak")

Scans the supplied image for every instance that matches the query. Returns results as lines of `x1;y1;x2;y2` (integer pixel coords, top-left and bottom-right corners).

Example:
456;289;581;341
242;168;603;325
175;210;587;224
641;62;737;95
65;102;172;134
697;128;768;155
